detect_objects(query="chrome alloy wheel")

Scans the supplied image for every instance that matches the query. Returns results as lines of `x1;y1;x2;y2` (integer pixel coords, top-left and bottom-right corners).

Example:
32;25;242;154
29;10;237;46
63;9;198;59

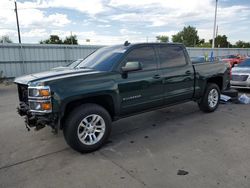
208;89;219;108
77;114;106;145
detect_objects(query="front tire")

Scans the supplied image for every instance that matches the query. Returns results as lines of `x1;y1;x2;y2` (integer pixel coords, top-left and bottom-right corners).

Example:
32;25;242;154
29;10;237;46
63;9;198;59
198;83;220;113
63;103;112;153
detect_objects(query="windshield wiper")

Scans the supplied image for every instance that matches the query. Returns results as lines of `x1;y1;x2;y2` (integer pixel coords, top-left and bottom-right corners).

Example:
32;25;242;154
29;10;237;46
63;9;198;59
77;66;92;69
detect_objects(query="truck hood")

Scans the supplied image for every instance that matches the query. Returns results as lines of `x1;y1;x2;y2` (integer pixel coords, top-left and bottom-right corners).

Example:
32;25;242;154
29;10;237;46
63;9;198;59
14;68;100;85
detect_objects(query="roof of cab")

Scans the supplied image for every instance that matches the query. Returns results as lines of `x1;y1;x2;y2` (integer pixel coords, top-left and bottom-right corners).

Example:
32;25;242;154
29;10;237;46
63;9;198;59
101;42;185;52
126;42;184;48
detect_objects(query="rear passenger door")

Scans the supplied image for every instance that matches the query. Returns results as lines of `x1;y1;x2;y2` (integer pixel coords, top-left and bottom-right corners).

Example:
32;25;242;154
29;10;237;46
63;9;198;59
157;45;195;104
117;46;164;115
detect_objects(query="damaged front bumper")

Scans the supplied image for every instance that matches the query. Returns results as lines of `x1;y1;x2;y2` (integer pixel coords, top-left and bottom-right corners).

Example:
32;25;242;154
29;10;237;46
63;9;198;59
17;102;59;133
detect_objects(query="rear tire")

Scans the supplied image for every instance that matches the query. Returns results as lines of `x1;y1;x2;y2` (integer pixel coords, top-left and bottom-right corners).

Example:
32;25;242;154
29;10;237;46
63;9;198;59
198;83;220;113
63;103;112;153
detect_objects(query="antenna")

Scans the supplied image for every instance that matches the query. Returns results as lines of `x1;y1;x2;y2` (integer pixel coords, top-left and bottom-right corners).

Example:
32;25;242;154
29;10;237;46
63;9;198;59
124;41;131;46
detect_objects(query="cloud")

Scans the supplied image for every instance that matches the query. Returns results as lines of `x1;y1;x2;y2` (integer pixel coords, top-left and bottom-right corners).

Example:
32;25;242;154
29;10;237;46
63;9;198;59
0;1;70;29
196;5;250;43
20;10;70;28
0;0;250;44
22;29;48;37
153;31;178;40
108;0;214;26
79;35;148;45
19;0;105;15
108;0;211;27
0;29;16;37
97;24;111;28
120;28;141;35
109;0;211;8
48;30;147;45
0;0;71;43
108;0;250;42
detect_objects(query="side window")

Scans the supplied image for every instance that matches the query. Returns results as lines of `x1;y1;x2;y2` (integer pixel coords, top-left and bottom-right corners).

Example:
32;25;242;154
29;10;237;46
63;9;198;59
158;46;187;68
125;47;157;70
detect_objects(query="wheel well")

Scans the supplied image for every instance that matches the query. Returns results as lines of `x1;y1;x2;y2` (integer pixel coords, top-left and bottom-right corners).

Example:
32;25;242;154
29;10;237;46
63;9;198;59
61;95;115;128
207;76;223;90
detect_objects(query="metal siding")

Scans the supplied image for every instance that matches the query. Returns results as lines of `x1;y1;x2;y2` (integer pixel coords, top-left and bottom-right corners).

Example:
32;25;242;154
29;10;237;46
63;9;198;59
187;48;250;58
0;44;249;78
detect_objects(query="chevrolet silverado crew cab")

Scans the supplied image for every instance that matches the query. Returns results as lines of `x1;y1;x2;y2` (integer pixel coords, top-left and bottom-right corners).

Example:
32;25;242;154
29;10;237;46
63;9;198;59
14;42;231;153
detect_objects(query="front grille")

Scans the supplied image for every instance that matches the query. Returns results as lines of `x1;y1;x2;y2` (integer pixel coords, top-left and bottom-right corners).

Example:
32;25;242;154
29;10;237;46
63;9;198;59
18;84;28;103
231;75;249;81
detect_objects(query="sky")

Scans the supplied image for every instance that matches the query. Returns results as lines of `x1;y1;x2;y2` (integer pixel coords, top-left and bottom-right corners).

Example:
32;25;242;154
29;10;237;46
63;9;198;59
0;0;249;45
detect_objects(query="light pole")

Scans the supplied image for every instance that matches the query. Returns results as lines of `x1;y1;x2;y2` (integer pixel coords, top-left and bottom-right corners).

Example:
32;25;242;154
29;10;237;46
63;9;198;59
211;0;218;61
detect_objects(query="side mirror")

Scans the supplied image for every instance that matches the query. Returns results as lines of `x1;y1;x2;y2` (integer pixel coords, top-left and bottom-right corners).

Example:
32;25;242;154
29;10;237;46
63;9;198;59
121;61;142;72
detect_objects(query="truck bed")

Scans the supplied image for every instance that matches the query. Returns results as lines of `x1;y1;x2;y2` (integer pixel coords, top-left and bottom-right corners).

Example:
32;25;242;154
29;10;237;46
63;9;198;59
193;62;231;98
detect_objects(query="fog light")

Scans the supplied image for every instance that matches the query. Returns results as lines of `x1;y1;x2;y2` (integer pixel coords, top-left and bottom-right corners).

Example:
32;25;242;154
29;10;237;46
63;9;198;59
41;103;52;110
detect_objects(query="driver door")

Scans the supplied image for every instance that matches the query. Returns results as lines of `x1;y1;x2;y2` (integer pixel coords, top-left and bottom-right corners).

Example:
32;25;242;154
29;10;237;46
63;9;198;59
117;46;164;115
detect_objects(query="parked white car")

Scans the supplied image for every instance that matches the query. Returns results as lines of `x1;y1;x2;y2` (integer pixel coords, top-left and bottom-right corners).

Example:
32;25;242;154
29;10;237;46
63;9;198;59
231;58;250;89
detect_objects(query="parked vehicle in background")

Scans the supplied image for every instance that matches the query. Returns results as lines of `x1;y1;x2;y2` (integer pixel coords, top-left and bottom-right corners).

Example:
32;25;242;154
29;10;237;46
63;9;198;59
14;42;231;153
222;55;244;67
231;58;250;89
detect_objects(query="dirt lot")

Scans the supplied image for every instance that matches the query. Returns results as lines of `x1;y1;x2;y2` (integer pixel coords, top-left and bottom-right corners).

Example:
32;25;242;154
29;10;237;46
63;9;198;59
0;84;250;188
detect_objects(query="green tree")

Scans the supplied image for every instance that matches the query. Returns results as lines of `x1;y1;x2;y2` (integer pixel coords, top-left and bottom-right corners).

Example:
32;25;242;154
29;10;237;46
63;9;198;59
40;35;63;44
209;35;230;48
199;42;212;48
63;35;78;45
156;35;169;43
0;35;13;43
172;26;200;47
199;39;205;45
172;32;182;43
234;40;250;48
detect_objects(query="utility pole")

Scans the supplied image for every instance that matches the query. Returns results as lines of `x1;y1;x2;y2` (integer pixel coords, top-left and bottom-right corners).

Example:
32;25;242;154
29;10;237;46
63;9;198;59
12;0;24;74
14;0;21;44
70;31;73;45
216;25;218;38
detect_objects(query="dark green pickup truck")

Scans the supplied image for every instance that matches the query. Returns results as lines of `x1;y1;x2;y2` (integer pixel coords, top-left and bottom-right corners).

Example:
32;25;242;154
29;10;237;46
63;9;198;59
15;42;231;153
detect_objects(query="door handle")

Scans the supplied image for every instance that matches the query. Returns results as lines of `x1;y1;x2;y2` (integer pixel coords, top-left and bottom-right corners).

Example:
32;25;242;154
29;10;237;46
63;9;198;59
153;74;161;79
185;70;192;75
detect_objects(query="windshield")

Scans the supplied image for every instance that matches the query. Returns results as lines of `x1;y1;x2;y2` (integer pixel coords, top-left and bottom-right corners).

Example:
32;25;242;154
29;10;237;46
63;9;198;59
238;58;250;67
76;46;125;71
67;59;83;68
